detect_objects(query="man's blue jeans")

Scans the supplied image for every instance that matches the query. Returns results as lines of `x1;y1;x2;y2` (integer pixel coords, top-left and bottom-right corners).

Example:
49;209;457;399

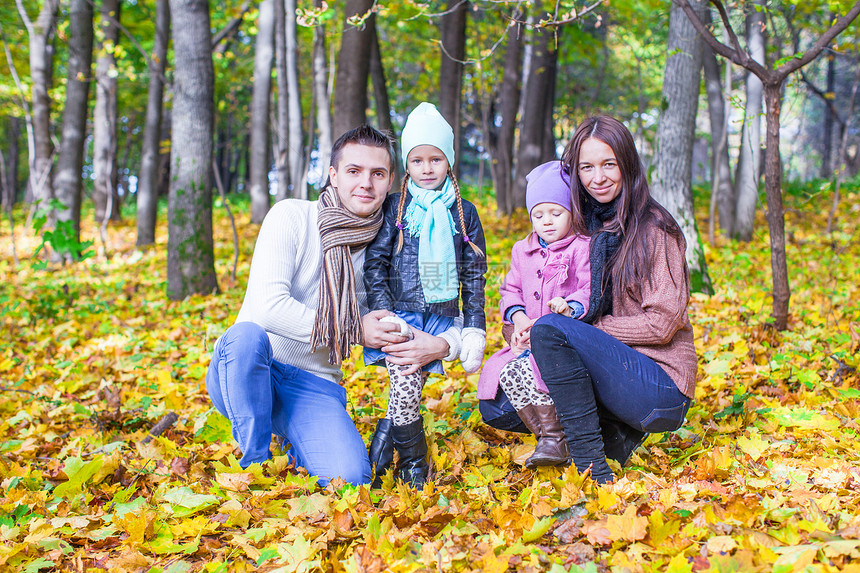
206;322;371;486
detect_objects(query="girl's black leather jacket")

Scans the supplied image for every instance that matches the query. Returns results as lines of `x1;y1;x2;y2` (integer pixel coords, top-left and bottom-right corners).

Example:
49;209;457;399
363;192;487;330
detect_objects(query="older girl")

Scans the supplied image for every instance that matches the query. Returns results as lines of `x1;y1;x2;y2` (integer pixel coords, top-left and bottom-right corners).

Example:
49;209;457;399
363;102;487;488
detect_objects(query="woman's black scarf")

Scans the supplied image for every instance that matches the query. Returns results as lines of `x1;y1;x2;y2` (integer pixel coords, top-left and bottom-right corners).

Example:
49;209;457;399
581;195;621;324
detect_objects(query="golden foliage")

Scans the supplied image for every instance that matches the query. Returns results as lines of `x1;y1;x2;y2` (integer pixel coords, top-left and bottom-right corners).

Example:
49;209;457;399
0;189;859;571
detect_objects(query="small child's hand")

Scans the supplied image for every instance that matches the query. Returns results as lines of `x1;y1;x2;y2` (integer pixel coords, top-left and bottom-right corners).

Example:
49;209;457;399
511;328;531;356
548;297;573;317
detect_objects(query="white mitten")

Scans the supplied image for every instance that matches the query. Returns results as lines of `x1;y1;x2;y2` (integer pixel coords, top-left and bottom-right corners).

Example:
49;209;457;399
438;313;464;361
459;327;487;373
380;315;413;340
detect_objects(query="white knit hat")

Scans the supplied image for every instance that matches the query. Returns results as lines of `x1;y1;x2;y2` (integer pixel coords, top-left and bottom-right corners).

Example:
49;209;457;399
400;102;455;169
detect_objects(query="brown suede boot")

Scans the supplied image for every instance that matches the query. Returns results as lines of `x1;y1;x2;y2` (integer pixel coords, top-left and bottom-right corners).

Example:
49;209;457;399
517;404;570;468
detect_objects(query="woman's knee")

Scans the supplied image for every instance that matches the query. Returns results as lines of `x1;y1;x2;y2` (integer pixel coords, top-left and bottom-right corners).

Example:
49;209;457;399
531;320;567;349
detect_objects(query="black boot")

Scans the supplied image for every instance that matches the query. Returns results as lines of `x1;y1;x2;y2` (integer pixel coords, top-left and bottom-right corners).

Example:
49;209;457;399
368;418;394;488
391;418;430;488
600;416;647;467
531;324;614;484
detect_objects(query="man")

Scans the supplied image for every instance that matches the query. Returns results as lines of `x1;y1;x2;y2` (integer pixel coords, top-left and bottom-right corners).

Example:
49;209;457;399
206;125;456;485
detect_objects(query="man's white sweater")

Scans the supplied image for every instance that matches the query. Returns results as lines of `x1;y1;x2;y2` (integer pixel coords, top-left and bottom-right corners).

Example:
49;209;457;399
235;199;367;383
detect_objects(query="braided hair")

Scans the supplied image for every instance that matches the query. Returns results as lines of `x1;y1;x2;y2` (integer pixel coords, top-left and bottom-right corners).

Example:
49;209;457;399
394;169;484;258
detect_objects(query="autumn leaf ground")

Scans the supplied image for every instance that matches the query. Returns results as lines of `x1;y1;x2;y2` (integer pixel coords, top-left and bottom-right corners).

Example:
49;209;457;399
1;183;859;573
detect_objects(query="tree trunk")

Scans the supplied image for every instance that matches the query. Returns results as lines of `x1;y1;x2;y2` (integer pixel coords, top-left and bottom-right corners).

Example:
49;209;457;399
369;23;392;137
763;83;790;329
820;52;836;178
512;18;557;209
249;0;274;224
274;0;289;201
702;10;734;237
167;0;218;299
92;0;122;224
157;106;172;196
332;0;373;138
136;0;169;246
2;117;21;207
732;0;765;241
541;50;558;161
313;2;332;176
439;0;467;175
489;15;524;215
20;0;59;210
119;112;134;199
652;0;713;294
54;0;93;246
285;0;305;198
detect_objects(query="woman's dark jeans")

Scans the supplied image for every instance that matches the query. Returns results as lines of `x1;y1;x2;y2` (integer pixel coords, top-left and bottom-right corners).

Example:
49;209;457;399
528;314;691;483
479;389;528;434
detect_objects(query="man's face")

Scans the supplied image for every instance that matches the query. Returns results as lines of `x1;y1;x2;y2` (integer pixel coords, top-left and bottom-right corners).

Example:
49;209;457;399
328;144;394;217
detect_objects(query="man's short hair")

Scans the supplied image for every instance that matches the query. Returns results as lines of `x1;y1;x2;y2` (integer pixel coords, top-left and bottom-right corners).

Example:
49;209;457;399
330;125;396;174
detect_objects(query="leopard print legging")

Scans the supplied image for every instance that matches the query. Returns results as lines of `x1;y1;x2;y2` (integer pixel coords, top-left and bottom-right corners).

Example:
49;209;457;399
384;359;430;425
498;355;555;410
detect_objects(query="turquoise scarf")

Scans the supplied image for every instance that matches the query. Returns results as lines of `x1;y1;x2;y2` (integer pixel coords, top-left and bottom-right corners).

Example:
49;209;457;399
404;178;459;303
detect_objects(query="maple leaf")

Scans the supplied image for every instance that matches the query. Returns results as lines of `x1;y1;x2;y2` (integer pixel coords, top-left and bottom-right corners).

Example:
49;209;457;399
605;505;648;543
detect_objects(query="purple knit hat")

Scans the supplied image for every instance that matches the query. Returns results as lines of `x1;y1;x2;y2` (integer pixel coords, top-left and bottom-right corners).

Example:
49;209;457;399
526;160;572;214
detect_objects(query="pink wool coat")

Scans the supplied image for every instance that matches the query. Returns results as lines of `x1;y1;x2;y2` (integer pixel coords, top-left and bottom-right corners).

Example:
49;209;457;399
477;232;591;399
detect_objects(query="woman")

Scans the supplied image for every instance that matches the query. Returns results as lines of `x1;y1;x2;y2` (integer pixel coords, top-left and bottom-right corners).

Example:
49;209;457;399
481;116;697;483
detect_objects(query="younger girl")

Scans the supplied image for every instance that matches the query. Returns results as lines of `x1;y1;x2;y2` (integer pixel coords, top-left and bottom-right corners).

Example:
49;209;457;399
363;102;487;488
478;161;590;468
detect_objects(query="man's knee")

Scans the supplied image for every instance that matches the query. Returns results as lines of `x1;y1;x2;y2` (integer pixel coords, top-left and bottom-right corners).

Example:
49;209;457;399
316;457;371;487
222;321;269;348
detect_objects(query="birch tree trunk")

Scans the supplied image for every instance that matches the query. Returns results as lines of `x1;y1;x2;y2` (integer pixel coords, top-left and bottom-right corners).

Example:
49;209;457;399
274;0;290;201
92;0;122;224
285;0;305;198
248;0;274;224
313;3;332;175
136;0;170;246
17;0;59;210
820;52;836;178
702;31;735;236
651;0;713;294
732;0;765;241
54;0;93;246
167;0;218;299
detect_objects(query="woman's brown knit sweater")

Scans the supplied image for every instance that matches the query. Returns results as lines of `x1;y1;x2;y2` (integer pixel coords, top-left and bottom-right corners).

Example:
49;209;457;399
593;223;698;398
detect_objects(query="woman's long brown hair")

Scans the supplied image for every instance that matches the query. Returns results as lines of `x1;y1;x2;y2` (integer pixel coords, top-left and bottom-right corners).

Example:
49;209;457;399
561;115;686;300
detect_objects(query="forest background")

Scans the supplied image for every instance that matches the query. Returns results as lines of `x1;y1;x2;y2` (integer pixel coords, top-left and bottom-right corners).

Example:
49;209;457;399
1;0;860;571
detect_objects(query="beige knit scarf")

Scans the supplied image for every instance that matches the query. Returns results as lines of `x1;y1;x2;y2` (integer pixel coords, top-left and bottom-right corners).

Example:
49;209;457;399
310;186;384;364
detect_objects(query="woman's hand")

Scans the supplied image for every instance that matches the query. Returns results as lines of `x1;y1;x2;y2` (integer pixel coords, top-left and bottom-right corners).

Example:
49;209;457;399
383;328;450;376
361;310;409;348
510;311;535;355
511;328;531;356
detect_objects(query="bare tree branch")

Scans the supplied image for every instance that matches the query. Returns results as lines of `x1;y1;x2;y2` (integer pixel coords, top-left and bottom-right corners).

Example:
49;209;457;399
212;1;251;51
